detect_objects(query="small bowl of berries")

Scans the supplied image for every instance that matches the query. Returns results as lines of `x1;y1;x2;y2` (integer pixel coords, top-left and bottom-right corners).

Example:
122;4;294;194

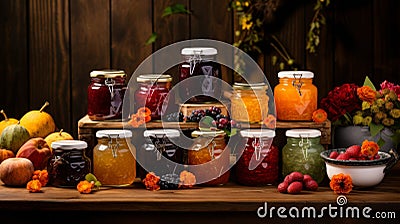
320;140;399;188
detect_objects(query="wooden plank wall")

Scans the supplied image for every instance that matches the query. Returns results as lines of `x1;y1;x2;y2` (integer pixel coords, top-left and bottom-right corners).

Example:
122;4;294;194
0;0;399;138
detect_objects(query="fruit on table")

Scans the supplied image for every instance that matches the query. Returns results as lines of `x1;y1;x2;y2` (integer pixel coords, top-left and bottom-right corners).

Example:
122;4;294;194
16;137;52;170
0;157;34;186
330;144;380;161
20;101;56;138
0;110;19;135
0;148;15;164
44;129;73;152
278;171;319;194
0;122;30;154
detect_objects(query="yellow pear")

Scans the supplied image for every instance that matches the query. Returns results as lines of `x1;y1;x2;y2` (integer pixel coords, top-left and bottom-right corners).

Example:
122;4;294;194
20;101;56;138
0;110;19;135
45;129;73;152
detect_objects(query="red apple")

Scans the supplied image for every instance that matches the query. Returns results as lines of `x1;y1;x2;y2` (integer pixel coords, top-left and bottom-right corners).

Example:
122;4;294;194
16;137;52;170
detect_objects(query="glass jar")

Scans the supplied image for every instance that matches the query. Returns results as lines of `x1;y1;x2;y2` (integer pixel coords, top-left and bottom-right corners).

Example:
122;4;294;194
93;129;136;187
179;47;222;103
48;140;91;188
87;69;127;121
231;83;269;123
274;71;317;121
282;129;325;183
236;129;278;186
188;130;230;186
140;129;184;177
134;74;172;120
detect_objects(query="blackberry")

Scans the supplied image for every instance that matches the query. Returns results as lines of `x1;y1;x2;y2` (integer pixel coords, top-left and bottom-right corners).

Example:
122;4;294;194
186;109;206;122
159;173;180;190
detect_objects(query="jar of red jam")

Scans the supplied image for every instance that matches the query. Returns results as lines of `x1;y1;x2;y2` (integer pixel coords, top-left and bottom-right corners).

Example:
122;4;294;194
87;69;127;121
188;130;230;186
134;74;172;120
236;129;278;186
179;47;222;103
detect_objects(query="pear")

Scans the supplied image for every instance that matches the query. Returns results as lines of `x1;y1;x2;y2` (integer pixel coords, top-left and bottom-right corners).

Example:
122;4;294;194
45;129;73;152
20;101;56;138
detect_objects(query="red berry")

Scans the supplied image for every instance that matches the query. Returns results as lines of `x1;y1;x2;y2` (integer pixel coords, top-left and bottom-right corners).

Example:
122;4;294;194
287;181;303;194
277;182;289;193
284;175;293;184
329;151;339;159
374;154;381;160
289;172;304;182
336;153;350;160
304;179;318;191
345;145;361;158
303;174;313;183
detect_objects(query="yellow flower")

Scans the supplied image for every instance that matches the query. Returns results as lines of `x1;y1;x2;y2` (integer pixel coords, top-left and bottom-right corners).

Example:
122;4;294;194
241;14;253;30
244;1;249;7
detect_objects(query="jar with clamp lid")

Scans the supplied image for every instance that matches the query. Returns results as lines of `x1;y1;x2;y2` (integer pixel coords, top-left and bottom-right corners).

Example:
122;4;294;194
87;69;127;121
93;130;136;187
274;71;317;121
48;140;91;187
282;129;325;183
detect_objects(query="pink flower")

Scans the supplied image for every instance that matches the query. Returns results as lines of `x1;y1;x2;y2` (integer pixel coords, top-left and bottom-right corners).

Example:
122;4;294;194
380;80;400;100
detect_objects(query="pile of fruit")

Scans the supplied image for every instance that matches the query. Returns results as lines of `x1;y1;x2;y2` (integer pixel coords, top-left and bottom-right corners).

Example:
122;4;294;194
277;171;319;194
329;140;381;161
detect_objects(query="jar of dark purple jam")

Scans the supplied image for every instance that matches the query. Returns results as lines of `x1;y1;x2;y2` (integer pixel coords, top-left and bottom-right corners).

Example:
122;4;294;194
87;69;127;121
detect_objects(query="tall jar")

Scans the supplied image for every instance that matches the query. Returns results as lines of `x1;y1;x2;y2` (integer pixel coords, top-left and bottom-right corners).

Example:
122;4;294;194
134;74;172;120
87;69;127;121
282;129;325;183
236;129;278;186
179;47;222;103
231;83;269;123
188;130;230;186
274;71;317;121
93;129;136;187
48;140;91;188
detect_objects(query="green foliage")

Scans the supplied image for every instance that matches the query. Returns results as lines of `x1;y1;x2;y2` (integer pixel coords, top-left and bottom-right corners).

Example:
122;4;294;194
162;3;191;17
145;32;158;45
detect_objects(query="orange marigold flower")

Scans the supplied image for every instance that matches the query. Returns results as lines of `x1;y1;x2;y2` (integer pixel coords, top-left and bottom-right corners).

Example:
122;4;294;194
357;86;377;105
137;107;152;117
77;180;94;194
128;113;146;128
179;170;196;188
361;140;380;157
312;109;328;123
32;170;49;187
329;173;353;194
263;114;276;129
26;179;42;193
142;172;160;191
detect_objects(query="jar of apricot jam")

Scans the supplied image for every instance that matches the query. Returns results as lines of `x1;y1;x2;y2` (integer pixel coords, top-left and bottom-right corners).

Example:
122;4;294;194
87;69;127;121
188;130;230;186
134;74;172;120
274;71;317;121
93;130;136;187
231;83;269;123
48;140;91;188
236;129;278;186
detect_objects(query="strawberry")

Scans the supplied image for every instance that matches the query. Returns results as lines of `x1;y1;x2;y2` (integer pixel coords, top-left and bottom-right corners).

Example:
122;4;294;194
304;179;318;191
303;174;313;183
289;171;304;182
287;181;303;194
336;153;350;160
345;145;361;158
329;151;339;159
277;182;289;193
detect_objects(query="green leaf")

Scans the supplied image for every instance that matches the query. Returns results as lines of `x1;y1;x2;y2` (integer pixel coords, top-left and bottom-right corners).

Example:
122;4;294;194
370;123;384;137
85;173;97;182
162;3;190;17
199;116;215;130
145;32;158;45
377;137;386;148
94;181;102;188
363;76;376;91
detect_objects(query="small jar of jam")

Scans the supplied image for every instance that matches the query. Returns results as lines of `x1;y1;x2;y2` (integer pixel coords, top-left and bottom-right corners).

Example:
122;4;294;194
179;47;222;103
188;130;230;186
93;129;136;187
87;69;127;121
134;74;172;120
274;71;317;121
236;129;278;186
48;140;91;188
282;129;325;183
231;83;269;123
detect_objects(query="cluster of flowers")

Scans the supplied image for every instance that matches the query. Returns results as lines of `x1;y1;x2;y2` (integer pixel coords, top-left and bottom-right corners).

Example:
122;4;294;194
128;107;152;128
142;170;196;191
26;170;48;193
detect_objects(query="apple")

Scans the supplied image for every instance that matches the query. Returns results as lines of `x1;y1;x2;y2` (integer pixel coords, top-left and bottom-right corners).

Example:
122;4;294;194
16;137;52;170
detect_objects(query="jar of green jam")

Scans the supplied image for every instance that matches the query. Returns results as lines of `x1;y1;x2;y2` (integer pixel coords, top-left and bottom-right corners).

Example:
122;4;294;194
282;129;325;183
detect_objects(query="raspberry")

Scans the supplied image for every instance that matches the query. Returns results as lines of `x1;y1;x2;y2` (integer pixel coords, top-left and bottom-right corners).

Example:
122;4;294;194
289;172;304;182
287;181;303;194
345;145;361;158
303;174;313;183
277;182;289;193
329;151;339;159
336;153;350;160
304;179;318;191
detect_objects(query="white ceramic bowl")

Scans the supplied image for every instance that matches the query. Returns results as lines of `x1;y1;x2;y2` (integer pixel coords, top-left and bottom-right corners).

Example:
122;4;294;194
320;148;398;188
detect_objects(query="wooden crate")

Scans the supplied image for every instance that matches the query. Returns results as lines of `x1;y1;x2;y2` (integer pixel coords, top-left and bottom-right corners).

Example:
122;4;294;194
179;103;228;117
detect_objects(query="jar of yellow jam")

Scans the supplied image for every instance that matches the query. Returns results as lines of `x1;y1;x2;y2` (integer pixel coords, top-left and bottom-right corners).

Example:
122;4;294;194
274;71;317;121
231;83;269;123
93;129;136;187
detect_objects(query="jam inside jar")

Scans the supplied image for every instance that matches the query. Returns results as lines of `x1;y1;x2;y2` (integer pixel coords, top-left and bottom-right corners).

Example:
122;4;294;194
87;69;127;121
134;74;172;120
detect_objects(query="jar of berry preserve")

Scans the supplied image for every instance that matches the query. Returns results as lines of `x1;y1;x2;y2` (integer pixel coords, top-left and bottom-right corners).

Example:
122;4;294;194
236;129;278;186
188;130;230;186
179;47;222;103
48;140;91;188
93;129;136;187
87;69;127;121
231;82;269;123
282;129;325;183
134;74;172;120
274;71;317;121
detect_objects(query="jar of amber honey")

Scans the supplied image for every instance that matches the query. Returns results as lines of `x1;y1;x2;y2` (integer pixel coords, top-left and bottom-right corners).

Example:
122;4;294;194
231;83;269;123
274;71;317;121
188;130;230;186
93;129;136;187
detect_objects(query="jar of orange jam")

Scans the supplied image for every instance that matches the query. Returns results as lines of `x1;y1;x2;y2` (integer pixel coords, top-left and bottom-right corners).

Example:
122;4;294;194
274;71;317;121
93;129;136;187
231;83;269;123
